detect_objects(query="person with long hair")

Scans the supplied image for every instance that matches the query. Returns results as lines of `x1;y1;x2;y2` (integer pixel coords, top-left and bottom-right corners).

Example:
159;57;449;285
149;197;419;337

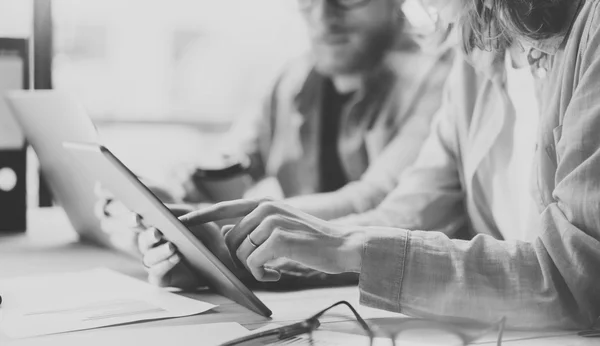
142;0;600;329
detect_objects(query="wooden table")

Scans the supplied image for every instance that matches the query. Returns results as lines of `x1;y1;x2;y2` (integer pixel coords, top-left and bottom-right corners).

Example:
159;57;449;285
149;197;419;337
0;208;595;345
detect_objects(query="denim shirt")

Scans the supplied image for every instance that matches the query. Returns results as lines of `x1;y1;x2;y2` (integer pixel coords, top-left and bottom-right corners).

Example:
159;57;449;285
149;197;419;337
348;0;600;329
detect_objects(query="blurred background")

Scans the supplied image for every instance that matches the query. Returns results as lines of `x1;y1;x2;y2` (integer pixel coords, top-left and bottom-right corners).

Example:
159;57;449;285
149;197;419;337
0;0;309;204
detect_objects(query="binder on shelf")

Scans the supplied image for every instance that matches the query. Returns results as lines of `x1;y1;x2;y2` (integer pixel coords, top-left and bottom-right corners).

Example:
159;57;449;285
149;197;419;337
0;38;29;232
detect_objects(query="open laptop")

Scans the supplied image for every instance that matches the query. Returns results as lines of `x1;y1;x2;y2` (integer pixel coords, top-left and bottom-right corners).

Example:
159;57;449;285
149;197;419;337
5;90;272;317
4;90;110;247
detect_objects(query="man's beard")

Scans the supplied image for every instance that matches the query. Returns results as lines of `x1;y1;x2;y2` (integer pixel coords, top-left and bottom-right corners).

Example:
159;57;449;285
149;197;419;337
312;23;396;76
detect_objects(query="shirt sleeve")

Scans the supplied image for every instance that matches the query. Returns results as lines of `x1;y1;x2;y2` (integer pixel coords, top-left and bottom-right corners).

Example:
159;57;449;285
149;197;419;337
334;62;467;236
222;76;282;182
358;10;600;329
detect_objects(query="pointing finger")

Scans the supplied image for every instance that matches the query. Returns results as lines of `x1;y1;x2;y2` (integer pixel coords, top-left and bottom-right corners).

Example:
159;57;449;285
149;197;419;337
179;198;272;226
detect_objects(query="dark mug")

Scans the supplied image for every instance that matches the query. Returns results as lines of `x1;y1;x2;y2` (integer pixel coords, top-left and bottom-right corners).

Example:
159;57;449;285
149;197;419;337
191;157;251;203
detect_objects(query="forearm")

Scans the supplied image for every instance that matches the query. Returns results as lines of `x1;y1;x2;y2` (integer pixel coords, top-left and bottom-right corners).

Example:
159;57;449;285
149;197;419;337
356;207;600;329
249;264;359;290
334;188;466;235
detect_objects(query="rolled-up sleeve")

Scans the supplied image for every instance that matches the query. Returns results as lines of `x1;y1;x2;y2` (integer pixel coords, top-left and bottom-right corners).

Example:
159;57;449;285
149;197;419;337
359;228;410;311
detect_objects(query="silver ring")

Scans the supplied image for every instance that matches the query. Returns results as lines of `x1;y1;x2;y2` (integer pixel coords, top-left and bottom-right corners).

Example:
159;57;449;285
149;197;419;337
247;234;259;248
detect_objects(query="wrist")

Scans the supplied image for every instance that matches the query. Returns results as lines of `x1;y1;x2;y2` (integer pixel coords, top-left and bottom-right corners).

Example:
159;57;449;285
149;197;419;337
340;229;366;273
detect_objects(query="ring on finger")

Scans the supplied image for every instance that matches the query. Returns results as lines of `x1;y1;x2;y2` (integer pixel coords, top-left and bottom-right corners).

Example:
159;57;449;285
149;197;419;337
247;234;260;248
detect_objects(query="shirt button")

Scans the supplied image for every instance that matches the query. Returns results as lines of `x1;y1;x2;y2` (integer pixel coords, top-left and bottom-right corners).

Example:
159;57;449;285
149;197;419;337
535;67;548;79
530;50;543;60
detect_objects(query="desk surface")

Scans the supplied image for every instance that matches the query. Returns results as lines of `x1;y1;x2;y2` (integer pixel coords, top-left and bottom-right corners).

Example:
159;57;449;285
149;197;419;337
0;208;595;345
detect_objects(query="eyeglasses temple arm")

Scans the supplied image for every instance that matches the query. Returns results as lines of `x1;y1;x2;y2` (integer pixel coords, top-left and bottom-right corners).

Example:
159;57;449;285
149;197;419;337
278;320;320;339
308;301;375;339
219;320;318;346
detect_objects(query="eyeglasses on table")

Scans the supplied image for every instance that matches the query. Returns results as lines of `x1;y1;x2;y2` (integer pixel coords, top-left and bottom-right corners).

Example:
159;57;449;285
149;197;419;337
220;300;506;346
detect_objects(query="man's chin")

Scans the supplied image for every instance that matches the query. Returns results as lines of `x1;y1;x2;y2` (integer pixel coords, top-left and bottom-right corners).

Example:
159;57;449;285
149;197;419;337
314;57;365;76
312;44;384;75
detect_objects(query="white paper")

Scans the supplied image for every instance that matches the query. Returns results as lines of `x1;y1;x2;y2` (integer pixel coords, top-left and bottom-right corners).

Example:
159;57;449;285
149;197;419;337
0;268;216;339
0;55;25;148
7;322;249;346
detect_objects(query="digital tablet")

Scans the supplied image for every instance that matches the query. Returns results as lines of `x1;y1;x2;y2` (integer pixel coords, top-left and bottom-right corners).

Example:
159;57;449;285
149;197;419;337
63;141;272;317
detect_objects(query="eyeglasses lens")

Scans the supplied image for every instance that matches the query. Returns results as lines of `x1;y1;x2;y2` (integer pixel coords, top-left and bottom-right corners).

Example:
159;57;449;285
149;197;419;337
268;301;502;346
300;329;464;346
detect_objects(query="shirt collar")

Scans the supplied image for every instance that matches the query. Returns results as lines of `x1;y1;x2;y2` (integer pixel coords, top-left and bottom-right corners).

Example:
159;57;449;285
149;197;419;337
294;59;396;117
470;0;584;79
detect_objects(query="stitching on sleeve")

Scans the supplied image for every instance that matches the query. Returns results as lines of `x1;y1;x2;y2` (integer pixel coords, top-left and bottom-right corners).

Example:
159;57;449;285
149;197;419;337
397;230;411;312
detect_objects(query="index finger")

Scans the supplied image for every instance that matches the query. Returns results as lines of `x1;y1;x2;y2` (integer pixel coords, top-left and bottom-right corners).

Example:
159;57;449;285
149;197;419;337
179;198;267;226
165;203;194;217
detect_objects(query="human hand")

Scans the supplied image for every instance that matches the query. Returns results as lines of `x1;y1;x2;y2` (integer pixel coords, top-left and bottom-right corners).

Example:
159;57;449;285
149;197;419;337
179;198;366;282
138;220;251;289
93;184;141;254
138;226;204;289
93;178;195;254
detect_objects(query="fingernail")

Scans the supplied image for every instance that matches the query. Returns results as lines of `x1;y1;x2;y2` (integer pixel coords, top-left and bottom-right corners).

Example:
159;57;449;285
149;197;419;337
168;243;176;253
152;229;161;241
169;255;180;264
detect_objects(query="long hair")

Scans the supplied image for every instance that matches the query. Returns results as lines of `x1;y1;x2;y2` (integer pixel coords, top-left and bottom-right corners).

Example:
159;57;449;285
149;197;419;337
460;0;572;53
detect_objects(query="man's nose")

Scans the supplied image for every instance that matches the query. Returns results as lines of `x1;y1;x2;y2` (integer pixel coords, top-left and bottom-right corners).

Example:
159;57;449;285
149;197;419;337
307;0;344;22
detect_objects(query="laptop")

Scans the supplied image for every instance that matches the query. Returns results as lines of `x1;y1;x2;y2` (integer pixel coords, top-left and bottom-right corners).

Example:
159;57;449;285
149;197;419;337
5;90;272;317
4;90;110;247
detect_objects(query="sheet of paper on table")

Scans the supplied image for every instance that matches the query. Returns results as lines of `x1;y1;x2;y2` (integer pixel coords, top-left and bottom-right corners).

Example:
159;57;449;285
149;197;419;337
6;322;249;346
0;268;215;339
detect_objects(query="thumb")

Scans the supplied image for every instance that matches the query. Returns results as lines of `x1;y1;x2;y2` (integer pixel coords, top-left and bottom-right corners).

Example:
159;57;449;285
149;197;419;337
260;268;281;282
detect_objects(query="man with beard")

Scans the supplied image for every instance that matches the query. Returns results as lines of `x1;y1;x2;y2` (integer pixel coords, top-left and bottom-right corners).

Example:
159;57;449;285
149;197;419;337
175;0;454;220
137;0;455;288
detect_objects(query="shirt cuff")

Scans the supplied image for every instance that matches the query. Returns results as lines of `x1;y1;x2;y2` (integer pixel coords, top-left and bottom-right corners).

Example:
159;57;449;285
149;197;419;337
358;228;410;313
